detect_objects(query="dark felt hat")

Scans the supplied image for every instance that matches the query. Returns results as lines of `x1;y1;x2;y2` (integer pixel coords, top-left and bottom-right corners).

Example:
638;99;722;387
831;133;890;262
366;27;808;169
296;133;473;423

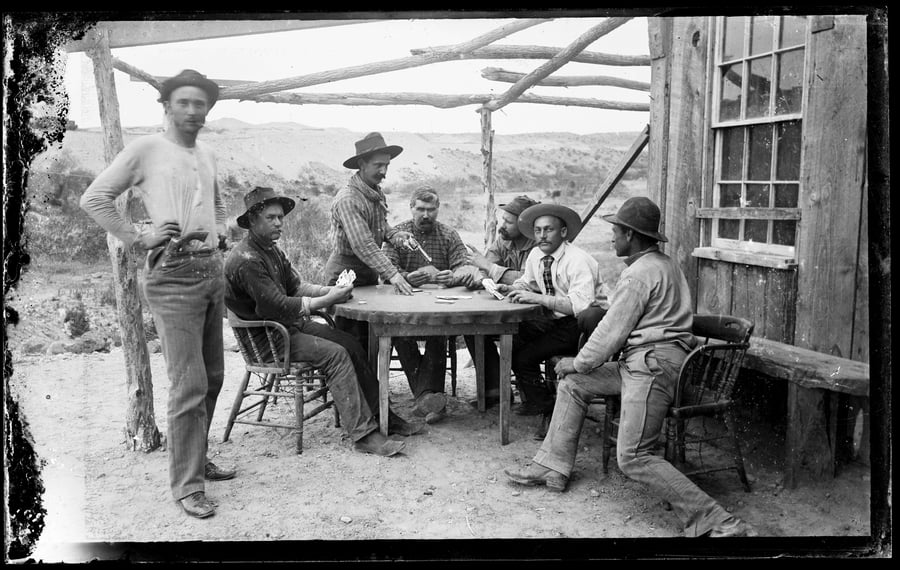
236;187;301;229
342;132;403;169
601;196;668;242
157;69;220;108
499;195;540;218
517;203;583;241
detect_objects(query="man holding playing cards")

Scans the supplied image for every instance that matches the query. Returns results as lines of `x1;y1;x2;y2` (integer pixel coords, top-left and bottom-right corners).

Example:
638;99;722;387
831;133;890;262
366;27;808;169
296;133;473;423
225;187;424;458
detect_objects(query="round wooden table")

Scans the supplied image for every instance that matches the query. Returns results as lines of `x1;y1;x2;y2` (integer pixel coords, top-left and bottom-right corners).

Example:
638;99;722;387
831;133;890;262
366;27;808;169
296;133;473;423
333;284;542;444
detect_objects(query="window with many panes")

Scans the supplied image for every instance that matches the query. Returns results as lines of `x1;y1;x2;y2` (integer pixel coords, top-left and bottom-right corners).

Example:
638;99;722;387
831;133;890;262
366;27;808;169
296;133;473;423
704;15;807;259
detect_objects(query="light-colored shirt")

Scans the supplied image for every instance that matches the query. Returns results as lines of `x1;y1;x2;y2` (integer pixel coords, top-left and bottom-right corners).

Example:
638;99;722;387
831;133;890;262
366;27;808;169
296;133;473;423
574;245;696;374
512;241;600;318
80;133;225;250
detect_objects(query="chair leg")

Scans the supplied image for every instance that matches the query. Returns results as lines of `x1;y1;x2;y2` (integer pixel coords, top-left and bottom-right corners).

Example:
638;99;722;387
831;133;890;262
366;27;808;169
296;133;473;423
223;370;252;442
256;373;277;422
271;376;281;406
724;409;751;492
602;397;619;474
294;375;304;455
449;336;457;397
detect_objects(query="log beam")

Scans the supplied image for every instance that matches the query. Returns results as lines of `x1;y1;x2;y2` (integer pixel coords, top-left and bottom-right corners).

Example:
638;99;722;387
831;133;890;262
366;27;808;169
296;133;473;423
413;44;651;66
482;67;650;91
485;17;632;112
480;107;496;249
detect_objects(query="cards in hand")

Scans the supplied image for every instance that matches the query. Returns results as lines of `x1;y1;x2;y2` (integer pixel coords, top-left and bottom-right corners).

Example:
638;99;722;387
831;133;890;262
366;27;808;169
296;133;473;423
482;278;505;300
336;269;356;287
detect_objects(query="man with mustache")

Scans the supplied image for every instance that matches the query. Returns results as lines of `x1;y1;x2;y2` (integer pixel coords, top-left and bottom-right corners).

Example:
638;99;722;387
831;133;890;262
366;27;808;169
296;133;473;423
461;195;539;409
496;204;601;429
380;186;481;423
81;69;234;519
224;187;423;458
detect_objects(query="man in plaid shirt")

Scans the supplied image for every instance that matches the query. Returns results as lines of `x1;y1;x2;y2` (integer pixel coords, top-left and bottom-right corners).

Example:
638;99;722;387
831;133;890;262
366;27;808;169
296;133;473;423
382;186;481;423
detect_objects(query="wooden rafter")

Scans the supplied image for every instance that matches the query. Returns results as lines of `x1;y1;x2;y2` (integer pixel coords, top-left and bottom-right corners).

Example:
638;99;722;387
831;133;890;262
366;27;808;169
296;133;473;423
411;44;650;66
481;67;650;92
485;17;631;112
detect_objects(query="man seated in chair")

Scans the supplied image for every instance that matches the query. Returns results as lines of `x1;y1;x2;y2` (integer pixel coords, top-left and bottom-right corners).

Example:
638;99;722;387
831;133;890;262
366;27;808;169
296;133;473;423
381;186;481;424
503;197;757;539
224;187;424;458
495;203;601;426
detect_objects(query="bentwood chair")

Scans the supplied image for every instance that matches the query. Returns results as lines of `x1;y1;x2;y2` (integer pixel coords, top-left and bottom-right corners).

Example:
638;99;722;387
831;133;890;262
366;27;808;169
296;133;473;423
224;310;340;454
601;314;754;492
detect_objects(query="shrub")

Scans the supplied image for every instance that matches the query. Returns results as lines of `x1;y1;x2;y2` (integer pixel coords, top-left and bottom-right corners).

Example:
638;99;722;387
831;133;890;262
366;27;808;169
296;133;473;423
279;195;332;284
63;302;91;338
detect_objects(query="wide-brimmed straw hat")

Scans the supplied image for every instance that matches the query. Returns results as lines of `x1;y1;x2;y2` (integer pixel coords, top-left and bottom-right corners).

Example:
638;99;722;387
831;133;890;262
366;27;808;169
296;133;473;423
157;69;220;108
517;203;583;241
236;187;300;229
499;195;540;218
601;196;668;242
342;132;403;169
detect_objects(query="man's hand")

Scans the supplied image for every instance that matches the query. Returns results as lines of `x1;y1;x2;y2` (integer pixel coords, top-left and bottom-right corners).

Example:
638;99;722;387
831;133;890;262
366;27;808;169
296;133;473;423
454;266;482;289
135;220;181;251
495;283;513;294
406;270;431;287
326;285;354;305
433;270;454;286
506;289;540;305
554;356;577;378
465;243;491;272
388;272;414;295
390;231;415;249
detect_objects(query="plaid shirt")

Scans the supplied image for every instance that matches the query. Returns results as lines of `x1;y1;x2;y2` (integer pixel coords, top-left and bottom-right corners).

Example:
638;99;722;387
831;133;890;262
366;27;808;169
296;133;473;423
481;235;537;285
329;173;400;281
382;219;469;274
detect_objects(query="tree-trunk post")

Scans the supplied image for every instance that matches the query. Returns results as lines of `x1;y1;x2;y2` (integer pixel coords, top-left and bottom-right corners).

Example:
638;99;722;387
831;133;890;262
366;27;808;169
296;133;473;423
86;26;161;453
480;106;496;248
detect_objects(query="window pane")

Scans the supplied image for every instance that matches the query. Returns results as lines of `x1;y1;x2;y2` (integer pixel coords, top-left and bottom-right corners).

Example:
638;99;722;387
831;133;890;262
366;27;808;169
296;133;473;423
720;184;742;207
747;124;773;180
718;219;740;240
723;16;745;61
776;49;804;115
746;184;770;207
720;64;743;121
720;128;744;180
747;56;772;118
773;220;797;245
780;15;807;48
744;219;769;243
776;120;802;180
774;183;799;207
750;16;775;55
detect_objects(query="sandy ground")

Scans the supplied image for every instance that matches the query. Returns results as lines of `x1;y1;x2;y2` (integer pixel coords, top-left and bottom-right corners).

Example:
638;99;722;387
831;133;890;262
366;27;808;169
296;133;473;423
4;263;875;562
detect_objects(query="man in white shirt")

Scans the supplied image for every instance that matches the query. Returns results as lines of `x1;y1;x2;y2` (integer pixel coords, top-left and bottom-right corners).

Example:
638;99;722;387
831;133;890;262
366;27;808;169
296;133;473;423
498;204;601;423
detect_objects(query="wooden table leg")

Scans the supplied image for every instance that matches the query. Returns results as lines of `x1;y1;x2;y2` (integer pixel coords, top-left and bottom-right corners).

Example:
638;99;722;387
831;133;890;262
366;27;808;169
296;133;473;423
378;335;392;436
474;334;485;413
367;321;378;373
499;333;513;445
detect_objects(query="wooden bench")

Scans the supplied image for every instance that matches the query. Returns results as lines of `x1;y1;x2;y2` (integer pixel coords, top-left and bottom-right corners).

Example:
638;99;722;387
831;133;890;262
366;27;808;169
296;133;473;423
742;337;870;488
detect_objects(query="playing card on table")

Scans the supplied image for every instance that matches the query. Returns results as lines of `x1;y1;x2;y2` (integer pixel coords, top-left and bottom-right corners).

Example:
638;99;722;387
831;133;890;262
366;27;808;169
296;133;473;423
336;269;356;287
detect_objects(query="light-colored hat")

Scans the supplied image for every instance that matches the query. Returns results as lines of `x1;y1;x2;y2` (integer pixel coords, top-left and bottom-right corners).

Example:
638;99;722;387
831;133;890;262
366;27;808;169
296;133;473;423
517;203;583;241
601;196;668;242
342;132;403;169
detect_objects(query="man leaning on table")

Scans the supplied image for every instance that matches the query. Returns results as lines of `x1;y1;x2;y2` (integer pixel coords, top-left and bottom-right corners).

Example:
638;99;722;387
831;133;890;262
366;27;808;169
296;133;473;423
503;196;757;539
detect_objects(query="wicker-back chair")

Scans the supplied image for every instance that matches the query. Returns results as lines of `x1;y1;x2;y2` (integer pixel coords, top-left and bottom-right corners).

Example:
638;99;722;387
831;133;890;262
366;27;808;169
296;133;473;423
223;310;340;454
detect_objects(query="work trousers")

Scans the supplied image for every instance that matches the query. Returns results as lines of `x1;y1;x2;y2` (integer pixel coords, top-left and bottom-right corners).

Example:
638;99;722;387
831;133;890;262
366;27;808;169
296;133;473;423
143;251;225;502
393;337;447;401
511;315;580;411
532;343;734;537
289;320;379;443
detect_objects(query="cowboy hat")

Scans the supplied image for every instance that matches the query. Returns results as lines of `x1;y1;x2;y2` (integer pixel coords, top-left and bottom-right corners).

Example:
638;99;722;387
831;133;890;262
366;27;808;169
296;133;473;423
499;195;540;218
601;196;668;242
157;69;220;108
342;132;403;169
517;203;583;241
236;187;301;229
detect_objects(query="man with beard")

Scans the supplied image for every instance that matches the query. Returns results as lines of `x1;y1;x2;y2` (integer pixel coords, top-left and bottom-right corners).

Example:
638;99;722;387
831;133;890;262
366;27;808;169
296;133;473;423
496;204;601;426
461;195;539;409
381;186;481;424
81;69;233;519
225;187;423;459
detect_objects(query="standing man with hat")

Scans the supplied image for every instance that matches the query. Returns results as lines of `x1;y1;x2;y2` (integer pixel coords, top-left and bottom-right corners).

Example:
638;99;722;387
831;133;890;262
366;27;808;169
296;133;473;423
503;196;757;538
225;187;423;458
497;203;601;424
81;69;235;519
461;195;540;408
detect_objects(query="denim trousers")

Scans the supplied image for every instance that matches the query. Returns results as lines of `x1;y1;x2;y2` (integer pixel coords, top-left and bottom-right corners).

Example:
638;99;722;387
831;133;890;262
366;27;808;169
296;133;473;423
532;343;733;537
393;337;447;401
290;319;379;442
143;251;225;501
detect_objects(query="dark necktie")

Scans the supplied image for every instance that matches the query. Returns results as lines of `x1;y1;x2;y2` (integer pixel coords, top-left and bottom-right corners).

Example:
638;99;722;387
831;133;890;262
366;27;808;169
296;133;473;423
541;255;555;296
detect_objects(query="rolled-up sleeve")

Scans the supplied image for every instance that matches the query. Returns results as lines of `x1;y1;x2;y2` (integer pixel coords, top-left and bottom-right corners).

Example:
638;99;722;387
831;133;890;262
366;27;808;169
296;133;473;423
574;277;647;372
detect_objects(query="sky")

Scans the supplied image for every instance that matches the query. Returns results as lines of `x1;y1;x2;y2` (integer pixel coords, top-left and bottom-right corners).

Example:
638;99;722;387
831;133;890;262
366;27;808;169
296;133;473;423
64;16;652;135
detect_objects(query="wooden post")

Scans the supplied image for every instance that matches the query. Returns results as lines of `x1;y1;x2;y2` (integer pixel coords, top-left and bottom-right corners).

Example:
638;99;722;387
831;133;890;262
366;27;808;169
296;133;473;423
86;27;161;453
480;107;496;248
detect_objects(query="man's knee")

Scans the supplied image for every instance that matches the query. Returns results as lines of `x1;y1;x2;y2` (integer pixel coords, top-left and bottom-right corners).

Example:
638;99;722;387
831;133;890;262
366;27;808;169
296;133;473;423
577;306;607;337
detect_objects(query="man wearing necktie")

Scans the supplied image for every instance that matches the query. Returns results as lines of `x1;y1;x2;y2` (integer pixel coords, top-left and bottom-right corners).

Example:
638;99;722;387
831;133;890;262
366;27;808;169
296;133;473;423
498;204;602;422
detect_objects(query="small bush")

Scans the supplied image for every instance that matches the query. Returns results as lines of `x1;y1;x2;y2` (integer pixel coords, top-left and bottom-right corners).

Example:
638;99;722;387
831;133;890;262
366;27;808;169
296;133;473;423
63;302;91;338
98;280;117;308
